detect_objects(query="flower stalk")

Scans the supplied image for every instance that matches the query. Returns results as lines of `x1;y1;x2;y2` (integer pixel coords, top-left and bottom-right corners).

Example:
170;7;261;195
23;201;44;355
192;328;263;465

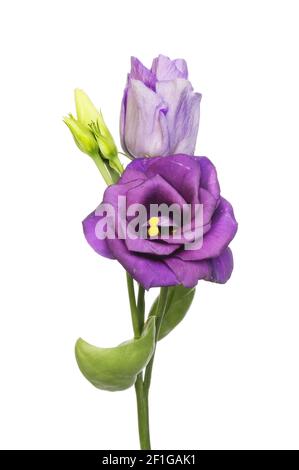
144;287;169;397
126;276;151;449
126;274;169;449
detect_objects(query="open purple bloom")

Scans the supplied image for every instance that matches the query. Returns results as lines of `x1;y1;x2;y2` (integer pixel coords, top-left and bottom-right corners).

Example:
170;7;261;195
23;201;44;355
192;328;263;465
120;55;201;158
83;155;237;290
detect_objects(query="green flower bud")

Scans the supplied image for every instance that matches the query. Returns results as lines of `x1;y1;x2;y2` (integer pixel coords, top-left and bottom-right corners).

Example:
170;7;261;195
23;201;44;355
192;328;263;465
89;120;122;174
74;88;100;128
64;88;123;180
63;113;98;157
75;89;118;161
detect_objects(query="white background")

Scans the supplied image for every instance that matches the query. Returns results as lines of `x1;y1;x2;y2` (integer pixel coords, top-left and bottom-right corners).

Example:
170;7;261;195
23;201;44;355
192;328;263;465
0;0;298;450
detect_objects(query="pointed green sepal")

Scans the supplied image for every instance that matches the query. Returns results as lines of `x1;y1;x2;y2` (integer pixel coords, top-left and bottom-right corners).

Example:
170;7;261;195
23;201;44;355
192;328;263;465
149;286;196;340
63;113;98;157
89;120;122;174
75;317;156;391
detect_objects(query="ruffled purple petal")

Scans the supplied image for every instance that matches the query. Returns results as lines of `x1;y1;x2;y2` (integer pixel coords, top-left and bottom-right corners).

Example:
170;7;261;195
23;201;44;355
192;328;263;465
125;236;180;256
165;257;212;288
143;154;201;203
119;156;154;179
151;55;188;80
199;157;220;200
177;197;237;261
106;237;179;289
199;188;218;225
118;167;147;185
120;82;129;154
123;79;170;157
103;177;144;208
210;247;234;283
126;174;187;209
156;79;201;155
83;178;145;258
130;57;157;90
173;58;188;78
82;211;115;260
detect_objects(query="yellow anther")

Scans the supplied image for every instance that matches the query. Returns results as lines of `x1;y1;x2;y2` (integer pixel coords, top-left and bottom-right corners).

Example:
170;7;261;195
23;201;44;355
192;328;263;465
148;216;159;237
148;225;159;237
149;216;159;225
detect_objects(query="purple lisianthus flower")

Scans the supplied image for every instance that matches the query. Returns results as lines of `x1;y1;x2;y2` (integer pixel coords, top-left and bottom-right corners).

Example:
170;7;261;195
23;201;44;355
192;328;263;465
83;155;237;290
120;55;201;158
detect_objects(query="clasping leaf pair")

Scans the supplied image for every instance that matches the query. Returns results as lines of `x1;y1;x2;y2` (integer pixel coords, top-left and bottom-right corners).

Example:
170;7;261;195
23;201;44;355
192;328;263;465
75;317;155;391
75;286;195;392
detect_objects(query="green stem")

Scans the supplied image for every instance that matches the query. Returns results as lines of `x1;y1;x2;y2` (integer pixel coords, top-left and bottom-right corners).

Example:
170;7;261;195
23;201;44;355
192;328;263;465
108;166;122;184
144;287;169;396
135;374;151;449
137;285;145;326
126;274;150;449
92;154;113;186
126;273;141;338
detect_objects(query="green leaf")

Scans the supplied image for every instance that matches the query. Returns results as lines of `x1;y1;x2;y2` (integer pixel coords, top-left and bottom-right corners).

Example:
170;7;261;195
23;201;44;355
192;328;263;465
149;286;196;340
75;317;155;391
